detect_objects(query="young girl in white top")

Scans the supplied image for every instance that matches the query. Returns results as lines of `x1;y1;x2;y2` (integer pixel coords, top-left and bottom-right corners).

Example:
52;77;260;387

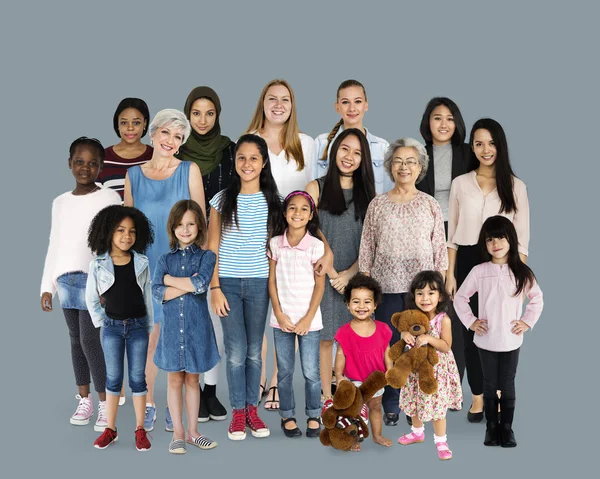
268;191;325;438
313;79;391;194
40;137;121;429
246;79;315;411
454;216;543;448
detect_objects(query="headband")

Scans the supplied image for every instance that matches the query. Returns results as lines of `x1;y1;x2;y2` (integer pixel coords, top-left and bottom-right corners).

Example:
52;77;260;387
284;190;316;213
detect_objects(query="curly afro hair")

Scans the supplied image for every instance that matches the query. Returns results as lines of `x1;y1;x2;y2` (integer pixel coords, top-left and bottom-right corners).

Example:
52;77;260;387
88;205;154;255
343;273;383;306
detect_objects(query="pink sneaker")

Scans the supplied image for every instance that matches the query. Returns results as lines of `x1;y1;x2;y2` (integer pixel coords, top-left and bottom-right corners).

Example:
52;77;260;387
94;400;108;432
71;394;94;426
398;431;425;445
360;404;369;425
436;441;453;460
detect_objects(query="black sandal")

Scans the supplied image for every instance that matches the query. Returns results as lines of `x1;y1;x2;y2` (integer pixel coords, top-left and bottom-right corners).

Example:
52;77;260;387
306;417;321;438
281;417;302;438
263;386;279;411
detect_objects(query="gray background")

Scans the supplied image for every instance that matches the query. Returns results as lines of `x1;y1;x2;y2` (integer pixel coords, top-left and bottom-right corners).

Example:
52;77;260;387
0;0;595;477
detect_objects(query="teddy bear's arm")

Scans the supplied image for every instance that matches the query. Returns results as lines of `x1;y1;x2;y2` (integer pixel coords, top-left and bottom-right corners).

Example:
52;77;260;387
427;344;439;366
388;340;406;362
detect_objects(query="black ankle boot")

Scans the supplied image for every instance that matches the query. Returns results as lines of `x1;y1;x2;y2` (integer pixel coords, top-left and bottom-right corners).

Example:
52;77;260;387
499;398;517;448
483;397;499;446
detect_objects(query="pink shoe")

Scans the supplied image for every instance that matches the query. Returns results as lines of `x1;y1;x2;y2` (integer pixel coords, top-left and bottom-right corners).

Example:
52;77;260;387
398;431;425;445
436;441;453;460
71;394;94;426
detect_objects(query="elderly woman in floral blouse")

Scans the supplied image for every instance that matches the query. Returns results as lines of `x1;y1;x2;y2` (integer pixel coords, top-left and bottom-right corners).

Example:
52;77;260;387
358;137;448;426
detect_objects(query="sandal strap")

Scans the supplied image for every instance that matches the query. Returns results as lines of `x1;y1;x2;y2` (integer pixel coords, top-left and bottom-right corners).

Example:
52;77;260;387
281;417;298;425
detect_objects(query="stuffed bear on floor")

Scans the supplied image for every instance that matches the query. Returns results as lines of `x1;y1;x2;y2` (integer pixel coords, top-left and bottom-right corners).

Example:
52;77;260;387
320;370;387;451
385;309;438;395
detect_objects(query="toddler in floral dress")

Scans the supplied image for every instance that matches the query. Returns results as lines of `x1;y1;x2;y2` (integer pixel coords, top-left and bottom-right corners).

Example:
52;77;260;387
397;271;462;460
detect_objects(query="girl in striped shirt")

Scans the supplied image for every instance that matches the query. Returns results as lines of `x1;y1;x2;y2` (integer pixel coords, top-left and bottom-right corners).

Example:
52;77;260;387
268;191;326;438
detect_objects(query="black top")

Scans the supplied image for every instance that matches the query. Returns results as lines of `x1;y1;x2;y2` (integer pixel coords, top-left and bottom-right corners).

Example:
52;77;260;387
103;256;146;320
417;143;471;197
204;142;235;220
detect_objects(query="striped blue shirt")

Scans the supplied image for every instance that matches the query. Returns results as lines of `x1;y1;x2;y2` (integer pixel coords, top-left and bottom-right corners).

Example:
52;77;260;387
210;190;269;278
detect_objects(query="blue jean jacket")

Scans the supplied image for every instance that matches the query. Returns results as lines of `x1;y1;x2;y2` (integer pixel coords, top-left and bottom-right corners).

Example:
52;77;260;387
85;251;154;331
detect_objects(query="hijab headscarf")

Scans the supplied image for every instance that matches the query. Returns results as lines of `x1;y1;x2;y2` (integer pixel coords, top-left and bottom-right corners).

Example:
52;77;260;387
177;86;231;176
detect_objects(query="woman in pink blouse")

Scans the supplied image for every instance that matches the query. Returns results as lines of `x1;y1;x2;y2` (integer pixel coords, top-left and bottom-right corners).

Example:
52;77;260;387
446;118;530;423
358;137;448;426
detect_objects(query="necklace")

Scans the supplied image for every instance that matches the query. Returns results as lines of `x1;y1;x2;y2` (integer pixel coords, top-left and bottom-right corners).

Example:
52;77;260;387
87;185;100;195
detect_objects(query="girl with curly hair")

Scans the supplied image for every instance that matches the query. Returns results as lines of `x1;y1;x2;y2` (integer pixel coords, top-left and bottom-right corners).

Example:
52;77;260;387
85;205;155;451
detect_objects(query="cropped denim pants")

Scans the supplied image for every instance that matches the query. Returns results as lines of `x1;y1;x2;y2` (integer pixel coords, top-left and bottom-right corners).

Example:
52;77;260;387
274;328;321;419
219;278;269;410
102;317;149;396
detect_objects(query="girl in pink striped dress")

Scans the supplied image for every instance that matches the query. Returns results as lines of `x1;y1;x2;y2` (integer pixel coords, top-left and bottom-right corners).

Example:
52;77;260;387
267;191;326;438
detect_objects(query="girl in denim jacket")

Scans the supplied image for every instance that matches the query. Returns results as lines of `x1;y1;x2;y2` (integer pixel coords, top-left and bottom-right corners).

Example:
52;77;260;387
86;205;155;451
152;200;219;454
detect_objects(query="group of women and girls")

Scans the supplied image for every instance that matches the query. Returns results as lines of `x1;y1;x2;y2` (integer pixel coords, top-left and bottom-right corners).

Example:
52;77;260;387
40;78;543;459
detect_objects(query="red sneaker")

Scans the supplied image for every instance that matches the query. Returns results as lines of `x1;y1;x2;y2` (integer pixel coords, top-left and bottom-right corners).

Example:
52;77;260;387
228;408;247;441
245;404;270;438
135;427;151;451
94;427;118;449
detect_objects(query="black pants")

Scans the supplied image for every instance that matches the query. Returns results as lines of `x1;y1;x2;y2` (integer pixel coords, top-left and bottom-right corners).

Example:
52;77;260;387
378;292;408;415
478;348;520;403
454;244;484;396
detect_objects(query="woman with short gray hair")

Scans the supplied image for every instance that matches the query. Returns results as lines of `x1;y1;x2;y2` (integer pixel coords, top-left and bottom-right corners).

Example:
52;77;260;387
359;137;448;426
124;109;205;432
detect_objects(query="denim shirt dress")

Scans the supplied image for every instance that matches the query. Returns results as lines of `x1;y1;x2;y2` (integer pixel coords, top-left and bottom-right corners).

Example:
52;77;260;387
152;245;220;373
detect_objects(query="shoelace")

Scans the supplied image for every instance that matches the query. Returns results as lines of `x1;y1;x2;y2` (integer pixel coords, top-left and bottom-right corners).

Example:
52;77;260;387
135;428;152;446
97;402;107;422
246;407;267;430
74;395;92;417
230;410;246;431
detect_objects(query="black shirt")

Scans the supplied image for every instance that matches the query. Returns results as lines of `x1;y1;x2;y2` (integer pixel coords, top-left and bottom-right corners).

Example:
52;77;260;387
103;256;146;320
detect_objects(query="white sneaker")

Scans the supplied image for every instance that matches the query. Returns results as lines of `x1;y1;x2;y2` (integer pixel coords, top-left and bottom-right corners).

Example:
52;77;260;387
70;394;94;425
118;395;126;406
94;400;108;431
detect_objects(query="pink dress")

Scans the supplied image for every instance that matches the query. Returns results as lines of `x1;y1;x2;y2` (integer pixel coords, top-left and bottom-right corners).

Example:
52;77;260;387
399;313;462;421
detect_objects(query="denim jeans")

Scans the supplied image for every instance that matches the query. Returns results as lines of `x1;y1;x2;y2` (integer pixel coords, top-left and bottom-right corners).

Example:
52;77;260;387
219;277;269;409
274;328;321;418
102;317;149;396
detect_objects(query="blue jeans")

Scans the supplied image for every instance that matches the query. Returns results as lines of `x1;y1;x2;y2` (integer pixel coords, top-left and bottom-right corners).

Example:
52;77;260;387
102;317;149;396
219;277;269;409
274;328;321;418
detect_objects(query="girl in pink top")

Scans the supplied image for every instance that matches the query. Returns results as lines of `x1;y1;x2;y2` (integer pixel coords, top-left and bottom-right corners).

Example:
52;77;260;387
454;216;543;449
334;274;393;451
268;191;326;438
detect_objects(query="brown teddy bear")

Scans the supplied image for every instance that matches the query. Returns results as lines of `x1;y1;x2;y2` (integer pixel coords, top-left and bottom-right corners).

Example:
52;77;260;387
320;370;387;451
385;309;438;395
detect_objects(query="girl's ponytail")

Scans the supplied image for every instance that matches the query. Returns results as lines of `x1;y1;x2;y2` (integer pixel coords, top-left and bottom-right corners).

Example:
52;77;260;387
320;119;344;162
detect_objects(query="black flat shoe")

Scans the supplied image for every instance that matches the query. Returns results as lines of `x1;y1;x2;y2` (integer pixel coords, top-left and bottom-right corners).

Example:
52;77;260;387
306;417;321;438
384;413;399;426
484;421;500;446
205;395;227;421
281;417;302;438
467;405;484;423
500;424;517;448
406;415;412;426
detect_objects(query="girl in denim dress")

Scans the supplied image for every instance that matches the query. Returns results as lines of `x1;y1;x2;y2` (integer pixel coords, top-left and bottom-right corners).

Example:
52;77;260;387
153;200;219;454
86;205;154;451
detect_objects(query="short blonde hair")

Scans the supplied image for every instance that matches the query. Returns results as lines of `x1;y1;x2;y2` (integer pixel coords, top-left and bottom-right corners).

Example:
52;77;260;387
149;109;192;144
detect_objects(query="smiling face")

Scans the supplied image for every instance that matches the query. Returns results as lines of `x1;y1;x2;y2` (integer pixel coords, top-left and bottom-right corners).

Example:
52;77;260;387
347;287;376;321
414;284;440;317
150;123;184;158
111;217;136;254
486;235;510;263
175;209;199;248
69;145;102;185
263;84;292;126
429;104;456;146
285;194;313;231
235;141;264;184
118;107;146;144
335;134;362;177
335;86;368;128
391;146;422;186
189;98;217;136
472;128;497;167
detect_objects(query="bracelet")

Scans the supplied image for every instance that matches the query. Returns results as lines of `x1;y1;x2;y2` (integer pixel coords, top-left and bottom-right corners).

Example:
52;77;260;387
210;286;221;290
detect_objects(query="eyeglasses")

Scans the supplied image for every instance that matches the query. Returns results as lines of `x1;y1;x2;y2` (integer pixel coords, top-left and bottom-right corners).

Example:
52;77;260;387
392;159;419;168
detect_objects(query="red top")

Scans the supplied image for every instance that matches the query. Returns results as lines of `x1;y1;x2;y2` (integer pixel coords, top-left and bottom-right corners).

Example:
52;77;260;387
335;320;392;382
98;145;153;200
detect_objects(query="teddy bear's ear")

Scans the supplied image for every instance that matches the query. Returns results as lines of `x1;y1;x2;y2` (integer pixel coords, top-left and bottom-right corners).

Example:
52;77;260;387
391;312;403;330
332;380;357;410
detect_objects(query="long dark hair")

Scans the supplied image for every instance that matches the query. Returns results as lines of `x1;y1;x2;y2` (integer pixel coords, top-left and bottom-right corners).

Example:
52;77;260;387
419;97;466;145
478;216;536;296
272;190;320;239
219;134;282;239
468;118;518;214
319;128;375;221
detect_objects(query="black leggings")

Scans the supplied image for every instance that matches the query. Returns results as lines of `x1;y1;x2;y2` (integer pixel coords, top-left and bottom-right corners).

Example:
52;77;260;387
454;244;484;396
63;308;106;393
478;348;520;403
